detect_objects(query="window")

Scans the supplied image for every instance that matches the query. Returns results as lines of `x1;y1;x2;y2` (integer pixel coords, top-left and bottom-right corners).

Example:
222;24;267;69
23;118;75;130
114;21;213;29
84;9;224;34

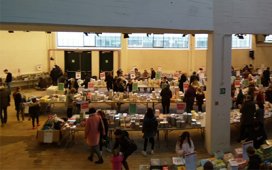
57;32;121;48
195;34;208;49
194;34;252;49
265;35;272;43
128;33;189;49
232;34;252;49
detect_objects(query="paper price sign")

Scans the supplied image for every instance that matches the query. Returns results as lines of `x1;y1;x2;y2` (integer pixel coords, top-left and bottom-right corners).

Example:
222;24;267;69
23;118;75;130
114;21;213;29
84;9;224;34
75;72;81;79
88;82;94;89
177;103;186;114
242;79;249;87
129;103;137;114
58;83;64;91
100;72;105;80
130;73;136;80
234;80;241;88
87;92;92;100
183;82;189;92
132;82;138;92
81;101;89;113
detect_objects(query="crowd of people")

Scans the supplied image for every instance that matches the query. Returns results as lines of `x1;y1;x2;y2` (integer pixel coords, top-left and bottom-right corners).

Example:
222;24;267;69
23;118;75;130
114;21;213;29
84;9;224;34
1;64;272;169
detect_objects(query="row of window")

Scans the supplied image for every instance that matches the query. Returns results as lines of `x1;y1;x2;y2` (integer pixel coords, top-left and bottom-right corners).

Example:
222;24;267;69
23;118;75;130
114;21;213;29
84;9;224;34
57;32;271;49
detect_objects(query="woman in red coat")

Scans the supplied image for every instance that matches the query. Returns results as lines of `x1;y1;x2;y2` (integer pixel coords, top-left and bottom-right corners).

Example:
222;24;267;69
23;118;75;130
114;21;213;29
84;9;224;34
85;108;105;164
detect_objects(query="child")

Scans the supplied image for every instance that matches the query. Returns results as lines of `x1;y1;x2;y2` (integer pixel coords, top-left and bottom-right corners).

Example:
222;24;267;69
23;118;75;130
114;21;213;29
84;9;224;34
29;98;41;129
111;150;123;170
13;87;23;121
246;146;261;170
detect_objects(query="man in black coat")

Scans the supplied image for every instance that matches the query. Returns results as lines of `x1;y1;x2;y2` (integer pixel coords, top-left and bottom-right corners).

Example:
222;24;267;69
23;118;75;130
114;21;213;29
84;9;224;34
239;95;256;141
160;84;172;114
4;69;12;91
0;78;10;127
262;67;270;87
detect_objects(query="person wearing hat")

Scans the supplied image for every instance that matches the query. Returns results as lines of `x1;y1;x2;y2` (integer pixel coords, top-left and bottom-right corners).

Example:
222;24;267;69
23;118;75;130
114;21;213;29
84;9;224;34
85;108;105;164
113;129;137;170
175;131;195;157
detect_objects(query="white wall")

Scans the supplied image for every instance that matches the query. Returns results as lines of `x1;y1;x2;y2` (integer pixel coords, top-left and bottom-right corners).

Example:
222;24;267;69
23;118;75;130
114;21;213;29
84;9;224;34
0;31;49;78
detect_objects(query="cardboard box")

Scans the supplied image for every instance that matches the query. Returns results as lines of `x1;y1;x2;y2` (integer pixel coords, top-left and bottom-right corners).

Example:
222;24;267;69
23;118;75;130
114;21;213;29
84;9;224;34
37;130;60;143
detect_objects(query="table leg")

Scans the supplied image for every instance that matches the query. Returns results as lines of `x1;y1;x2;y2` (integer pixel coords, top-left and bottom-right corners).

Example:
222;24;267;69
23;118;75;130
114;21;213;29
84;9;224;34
156;130;160;148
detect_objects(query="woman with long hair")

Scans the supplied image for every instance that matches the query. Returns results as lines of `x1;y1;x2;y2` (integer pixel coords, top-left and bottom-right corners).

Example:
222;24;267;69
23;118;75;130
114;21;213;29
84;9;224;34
175;131;195;157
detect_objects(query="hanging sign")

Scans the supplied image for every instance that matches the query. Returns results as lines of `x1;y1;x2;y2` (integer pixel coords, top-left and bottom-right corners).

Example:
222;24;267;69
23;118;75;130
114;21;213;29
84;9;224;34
81;101;89;113
155;72;161;80
242;79;249;87
177;102;186;114
234;80;241;88
100;72;106;80
75;72;81;79
129;103;137;114
130;73;136;80
185;152;196;170
58;83;64;91
132;82;138;92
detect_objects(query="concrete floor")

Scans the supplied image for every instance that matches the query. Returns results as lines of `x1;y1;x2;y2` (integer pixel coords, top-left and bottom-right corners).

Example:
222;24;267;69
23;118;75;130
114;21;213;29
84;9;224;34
1;88;271;170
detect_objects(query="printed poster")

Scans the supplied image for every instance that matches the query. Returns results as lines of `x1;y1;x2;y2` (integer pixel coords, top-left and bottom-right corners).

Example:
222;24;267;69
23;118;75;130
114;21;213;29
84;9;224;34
75;72;81;79
81;101;89;113
177;103;186;114
132;82;138;92
130;73;136;80
129;103;137;114
155;72;161;80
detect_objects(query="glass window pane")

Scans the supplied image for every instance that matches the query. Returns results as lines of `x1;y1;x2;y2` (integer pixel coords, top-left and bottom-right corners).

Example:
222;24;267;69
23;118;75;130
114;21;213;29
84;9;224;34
195;34;208;49
153;34;164;48
128;33;189;48
57;32;121;48
57;32;84;47
232;34;251;49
